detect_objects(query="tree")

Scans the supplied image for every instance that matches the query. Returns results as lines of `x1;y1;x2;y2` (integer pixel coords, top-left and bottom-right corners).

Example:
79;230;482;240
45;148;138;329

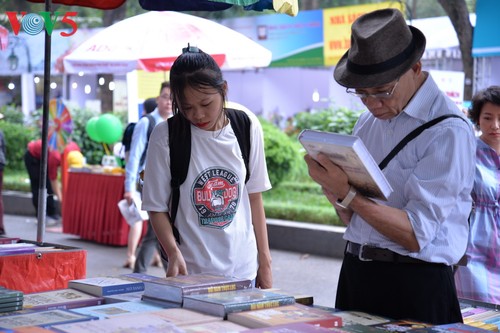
436;0;474;100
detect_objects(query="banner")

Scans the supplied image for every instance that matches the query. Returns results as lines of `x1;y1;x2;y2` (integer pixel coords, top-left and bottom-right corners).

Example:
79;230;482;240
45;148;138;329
323;2;403;66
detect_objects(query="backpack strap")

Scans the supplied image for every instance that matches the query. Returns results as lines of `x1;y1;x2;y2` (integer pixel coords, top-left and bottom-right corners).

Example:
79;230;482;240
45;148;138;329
139;114;156;167
167;108;252;245
226;108;251;183
378;114;467;170
168;114;191;244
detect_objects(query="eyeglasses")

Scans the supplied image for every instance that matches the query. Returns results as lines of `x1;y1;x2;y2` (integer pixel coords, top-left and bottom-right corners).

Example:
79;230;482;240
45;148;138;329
346;79;400;100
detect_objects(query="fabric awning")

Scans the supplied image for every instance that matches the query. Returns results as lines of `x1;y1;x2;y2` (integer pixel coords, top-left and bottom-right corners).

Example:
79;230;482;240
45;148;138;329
472;0;500;57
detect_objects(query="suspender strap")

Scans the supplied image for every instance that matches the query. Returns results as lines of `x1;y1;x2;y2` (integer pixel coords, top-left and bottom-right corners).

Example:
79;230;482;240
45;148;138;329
378;115;466;170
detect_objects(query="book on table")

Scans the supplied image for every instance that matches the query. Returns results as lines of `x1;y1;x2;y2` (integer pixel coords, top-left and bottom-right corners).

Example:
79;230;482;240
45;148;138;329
67;276;145;297
68;300;165;319
372;319;433;332
182;288;296;318
298;129;393;201
22;288;104;311
125;272;252;304
227;302;343;329
263;288;314;306
333;311;391;326
407;322;496;333
179;319;249;332
241;322;336;332
52;308;222;333
0;309;98;330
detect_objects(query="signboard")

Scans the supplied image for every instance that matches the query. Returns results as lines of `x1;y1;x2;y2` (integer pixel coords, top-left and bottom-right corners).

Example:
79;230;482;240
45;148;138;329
323;2;403;66
430;70;465;108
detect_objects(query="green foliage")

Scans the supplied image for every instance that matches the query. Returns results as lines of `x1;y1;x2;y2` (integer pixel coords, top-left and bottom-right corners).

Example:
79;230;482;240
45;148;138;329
262;181;340;226
4;170;30;192
260;117;302;187
1;104;24;125
292;107;363;136
0;121;37;171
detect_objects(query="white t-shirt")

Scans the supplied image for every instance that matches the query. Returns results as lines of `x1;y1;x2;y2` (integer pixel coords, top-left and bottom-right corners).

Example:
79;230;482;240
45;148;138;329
142;110;271;280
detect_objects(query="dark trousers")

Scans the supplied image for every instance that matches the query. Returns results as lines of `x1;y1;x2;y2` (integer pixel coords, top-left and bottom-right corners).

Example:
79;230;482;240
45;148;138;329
23;150;58;217
336;253;463;325
133;220;168;273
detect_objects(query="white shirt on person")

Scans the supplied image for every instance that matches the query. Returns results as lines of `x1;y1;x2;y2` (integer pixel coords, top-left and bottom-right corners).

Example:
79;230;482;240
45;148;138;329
344;73;476;265
141;109;271;280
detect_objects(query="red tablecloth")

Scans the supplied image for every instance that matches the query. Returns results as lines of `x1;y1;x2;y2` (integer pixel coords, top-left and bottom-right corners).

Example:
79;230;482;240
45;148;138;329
62;171;129;246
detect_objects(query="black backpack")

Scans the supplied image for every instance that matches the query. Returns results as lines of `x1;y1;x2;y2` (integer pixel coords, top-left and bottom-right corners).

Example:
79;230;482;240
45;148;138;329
122;114;156;167
167;108;251;244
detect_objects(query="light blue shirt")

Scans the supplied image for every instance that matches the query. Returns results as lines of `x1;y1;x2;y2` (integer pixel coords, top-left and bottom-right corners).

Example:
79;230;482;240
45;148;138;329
344;73;476;265
124;109;165;192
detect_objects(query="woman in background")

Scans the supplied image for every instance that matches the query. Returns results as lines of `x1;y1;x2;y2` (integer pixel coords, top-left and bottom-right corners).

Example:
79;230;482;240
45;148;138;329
455;86;500;305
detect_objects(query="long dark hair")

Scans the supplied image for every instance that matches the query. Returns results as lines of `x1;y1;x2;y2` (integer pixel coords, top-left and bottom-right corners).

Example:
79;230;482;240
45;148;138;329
169;45;227;117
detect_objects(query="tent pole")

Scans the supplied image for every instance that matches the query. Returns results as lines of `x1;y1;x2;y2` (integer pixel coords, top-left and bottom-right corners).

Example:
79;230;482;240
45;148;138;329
36;0;52;244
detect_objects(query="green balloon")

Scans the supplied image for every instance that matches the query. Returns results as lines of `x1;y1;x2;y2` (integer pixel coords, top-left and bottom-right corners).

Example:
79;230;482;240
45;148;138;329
96;113;124;144
85;116;101;142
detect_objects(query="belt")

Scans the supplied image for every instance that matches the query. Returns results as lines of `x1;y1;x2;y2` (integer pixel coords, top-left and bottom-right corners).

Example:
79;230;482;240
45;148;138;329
345;242;429;264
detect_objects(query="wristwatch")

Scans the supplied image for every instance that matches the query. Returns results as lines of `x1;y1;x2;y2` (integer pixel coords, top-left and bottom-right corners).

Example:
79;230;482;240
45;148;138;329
336;186;357;209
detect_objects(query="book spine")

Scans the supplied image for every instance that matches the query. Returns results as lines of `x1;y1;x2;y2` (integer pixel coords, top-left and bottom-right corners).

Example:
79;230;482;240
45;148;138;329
185;281;252;296
101;284;145;296
29;298;104;311
226;297;296;315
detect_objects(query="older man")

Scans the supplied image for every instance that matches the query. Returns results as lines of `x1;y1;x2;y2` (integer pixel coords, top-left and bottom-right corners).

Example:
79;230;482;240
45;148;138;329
305;8;475;324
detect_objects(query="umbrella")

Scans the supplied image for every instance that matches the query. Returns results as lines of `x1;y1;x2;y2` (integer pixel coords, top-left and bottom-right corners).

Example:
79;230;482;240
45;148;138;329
63;11;272;74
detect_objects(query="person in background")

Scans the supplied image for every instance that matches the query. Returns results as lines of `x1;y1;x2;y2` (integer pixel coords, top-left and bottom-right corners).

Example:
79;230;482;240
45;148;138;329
122;96;158;269
0;113;6;235
24;139;63;226
124;83;173;272
141;46;273;288
304;8;475;324
454;86;500;305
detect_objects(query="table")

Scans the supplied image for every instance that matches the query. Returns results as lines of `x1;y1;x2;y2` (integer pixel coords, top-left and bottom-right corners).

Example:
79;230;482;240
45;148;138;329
62;171;129;246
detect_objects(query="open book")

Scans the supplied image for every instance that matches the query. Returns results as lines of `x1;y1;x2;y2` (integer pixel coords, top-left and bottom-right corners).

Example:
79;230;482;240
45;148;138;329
298;129;393;201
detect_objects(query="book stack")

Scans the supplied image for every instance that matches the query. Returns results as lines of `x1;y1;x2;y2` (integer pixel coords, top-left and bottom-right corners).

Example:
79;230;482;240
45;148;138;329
182;288;296;318
228;303;343;329
461;304;500;331
68;276;145;297
0;286;23;313
0;242;37;256
125;272;252;307
23;288;105;311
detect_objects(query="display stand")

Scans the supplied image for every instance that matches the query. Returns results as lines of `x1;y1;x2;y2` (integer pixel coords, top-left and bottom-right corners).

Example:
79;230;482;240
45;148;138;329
0;241;86;293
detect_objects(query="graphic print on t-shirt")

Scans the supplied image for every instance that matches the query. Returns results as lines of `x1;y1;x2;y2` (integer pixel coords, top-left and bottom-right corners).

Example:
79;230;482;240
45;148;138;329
192;167;240;229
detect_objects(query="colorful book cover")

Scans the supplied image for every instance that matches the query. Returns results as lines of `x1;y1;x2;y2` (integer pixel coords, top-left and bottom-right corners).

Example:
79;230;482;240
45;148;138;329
68;276;145;296
333;311;391;326
23;289;104;311
183;288;296;318
0;309;98;330
132;273;252;304
242;322;336;332
372;319;433;332
68;300;165;319
52;309;217;333
228;303;343;329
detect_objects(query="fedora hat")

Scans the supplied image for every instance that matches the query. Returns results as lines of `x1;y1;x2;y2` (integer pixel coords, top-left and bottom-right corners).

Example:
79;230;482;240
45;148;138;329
334;8;426;89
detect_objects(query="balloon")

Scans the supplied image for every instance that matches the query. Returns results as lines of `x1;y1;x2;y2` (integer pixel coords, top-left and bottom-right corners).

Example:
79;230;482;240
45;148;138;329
85;116;101;142
95;113;123;144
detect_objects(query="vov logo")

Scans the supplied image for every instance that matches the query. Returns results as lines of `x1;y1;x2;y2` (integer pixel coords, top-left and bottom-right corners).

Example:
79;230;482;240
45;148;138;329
6;11;78;37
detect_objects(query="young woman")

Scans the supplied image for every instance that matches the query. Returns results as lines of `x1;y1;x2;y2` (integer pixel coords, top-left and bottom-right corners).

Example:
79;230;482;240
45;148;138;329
455;86;500;305
141;46;272;288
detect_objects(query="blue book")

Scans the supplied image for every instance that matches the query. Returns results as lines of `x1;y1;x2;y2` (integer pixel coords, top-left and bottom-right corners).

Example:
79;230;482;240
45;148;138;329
67;276;144;297
0;309;98;330
68;300;165;319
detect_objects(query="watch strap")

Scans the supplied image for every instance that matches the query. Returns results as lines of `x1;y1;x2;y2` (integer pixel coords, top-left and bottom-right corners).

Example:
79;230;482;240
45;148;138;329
336;186;357;209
